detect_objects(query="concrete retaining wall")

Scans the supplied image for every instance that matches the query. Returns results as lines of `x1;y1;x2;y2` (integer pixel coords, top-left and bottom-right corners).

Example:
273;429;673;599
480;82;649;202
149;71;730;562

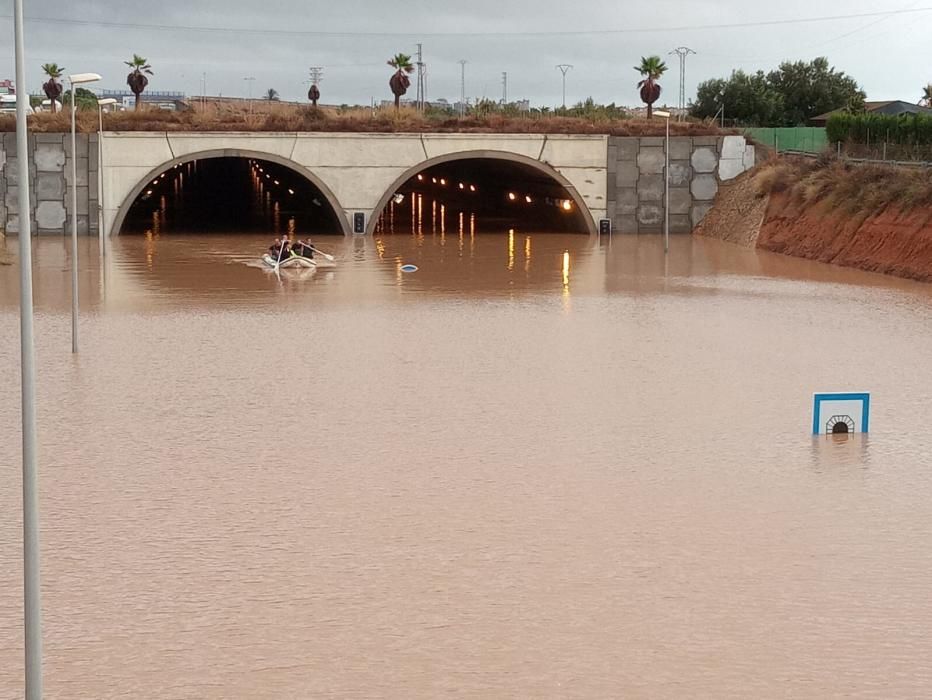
606;134;755;233
0;133;99;236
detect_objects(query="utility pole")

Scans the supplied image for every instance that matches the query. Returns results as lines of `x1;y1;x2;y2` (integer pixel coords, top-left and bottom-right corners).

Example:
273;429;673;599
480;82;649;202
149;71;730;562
669;47;696;118
556;64;573;109
458;59;467;116
502;72;507;105
415;43;425;111
243;76;255;113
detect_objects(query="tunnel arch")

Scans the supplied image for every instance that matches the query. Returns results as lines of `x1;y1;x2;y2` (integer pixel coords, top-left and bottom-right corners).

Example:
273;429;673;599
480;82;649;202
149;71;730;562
110;149;350;236
366;150;598;236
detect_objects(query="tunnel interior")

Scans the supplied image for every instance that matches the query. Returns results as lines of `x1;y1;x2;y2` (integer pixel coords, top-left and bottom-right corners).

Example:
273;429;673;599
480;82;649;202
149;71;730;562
373;159;589;235
119;157;344;235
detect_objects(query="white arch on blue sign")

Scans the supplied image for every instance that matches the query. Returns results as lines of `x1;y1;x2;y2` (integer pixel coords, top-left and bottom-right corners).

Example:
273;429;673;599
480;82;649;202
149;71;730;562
812;393;871;435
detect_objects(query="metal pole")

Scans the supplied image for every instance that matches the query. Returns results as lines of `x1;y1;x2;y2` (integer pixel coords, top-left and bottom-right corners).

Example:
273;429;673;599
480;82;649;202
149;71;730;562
98;106;105;256
556;65;572;110
14;0;43;695
664;115;670;254
70;81;79;354
458;60;466;116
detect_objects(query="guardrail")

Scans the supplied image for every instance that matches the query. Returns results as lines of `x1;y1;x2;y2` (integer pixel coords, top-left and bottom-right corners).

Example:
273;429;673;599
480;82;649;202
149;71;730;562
779;149;932;169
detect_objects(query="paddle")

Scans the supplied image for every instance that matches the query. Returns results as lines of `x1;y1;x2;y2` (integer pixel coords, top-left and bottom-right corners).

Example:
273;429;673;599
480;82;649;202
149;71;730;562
307;244;335;262
272;239;288;270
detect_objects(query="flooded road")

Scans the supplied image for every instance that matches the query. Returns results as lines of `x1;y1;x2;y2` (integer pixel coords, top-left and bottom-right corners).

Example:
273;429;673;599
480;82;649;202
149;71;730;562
2;233;932;698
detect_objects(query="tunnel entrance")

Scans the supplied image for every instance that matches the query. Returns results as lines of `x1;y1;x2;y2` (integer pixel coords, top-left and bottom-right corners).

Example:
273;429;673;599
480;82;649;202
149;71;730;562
118;157;344;235
373;158;590;236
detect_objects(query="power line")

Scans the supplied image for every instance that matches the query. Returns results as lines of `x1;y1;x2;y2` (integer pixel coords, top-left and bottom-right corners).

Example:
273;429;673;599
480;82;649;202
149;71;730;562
2;8;930;38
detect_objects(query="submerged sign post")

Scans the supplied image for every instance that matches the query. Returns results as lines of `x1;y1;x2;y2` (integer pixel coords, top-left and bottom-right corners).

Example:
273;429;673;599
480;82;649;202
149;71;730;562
812;392;871;435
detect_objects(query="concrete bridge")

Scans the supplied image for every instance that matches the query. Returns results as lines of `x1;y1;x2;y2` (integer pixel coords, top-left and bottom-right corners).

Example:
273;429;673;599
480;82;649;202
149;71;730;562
0;131;756;236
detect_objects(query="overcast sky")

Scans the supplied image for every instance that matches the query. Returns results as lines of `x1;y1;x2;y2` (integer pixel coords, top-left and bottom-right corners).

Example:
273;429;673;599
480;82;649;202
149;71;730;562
1;0;930;107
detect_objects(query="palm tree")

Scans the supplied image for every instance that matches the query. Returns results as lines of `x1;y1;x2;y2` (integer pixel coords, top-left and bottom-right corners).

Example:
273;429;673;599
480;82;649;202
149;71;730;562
41;63;65;113
635;55;667;119
308;84;320;108
265;88;280;101
387;53;415;109
922;84;932;107
124;54;153;110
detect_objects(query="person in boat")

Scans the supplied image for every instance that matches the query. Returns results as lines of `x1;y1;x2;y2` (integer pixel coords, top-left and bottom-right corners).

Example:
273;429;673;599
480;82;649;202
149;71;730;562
269;237;290;260
291;238;315;259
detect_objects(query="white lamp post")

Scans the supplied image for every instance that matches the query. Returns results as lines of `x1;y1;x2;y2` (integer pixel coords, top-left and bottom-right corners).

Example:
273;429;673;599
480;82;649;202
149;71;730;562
67;72;101;354
13;0;42;696
654;110;672;254
95;98;117;256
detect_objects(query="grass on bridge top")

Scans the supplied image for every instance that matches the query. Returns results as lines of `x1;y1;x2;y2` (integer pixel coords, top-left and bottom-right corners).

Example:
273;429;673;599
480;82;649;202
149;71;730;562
1;103;729;137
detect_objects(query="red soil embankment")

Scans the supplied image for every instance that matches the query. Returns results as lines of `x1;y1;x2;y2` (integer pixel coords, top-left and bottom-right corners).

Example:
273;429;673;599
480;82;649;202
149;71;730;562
696;157;932;283
757;193;932;282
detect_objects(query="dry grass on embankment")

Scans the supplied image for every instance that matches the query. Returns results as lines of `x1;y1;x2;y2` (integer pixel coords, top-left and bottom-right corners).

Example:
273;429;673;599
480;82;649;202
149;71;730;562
737;156;932;282
0;103;729;136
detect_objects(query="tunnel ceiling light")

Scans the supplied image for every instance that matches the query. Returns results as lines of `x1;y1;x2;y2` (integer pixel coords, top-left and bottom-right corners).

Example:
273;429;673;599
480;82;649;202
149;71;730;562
440;178;447;185
562;200;573;211
469;185;477;192
417;174;424;181
525;195;533;203
508;192;516;201
432;177;437;184
274;180;280;185
288;188;294;194
459;183;465;190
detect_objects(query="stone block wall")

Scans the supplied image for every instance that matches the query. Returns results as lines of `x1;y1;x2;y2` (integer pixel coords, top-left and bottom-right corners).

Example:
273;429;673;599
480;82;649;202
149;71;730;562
0;133;98;236
606;134;755;234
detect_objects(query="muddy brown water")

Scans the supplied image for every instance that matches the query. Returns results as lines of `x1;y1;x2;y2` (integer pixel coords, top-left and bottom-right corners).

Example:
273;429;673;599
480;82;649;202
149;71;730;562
2;233;932;698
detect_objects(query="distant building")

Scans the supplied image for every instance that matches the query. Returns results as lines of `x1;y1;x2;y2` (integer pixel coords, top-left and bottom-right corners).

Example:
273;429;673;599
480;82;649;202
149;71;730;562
97;88;189;111
0;79;15;94
810;100;932;126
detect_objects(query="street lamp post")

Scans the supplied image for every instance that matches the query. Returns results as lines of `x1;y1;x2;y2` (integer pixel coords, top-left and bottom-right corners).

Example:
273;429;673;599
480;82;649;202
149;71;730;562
654;109;672;253
12;0;42;696
67;72;101;354
96;98;117;256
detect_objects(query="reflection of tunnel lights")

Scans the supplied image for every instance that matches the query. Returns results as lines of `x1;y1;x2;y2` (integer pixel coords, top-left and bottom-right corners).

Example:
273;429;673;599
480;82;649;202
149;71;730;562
562;200;573;211
525;195;533;203
508;192;516;201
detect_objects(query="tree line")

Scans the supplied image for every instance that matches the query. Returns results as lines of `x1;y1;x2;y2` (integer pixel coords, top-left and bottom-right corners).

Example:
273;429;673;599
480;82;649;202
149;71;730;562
38;51;929;129
690;58;865;127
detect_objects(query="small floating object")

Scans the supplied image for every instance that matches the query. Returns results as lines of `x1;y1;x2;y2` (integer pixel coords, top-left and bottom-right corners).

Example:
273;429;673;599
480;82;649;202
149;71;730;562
400;264;418;273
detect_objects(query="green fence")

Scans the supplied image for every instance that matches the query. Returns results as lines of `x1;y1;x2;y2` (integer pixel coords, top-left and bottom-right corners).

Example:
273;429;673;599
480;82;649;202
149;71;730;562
745;127;828;153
